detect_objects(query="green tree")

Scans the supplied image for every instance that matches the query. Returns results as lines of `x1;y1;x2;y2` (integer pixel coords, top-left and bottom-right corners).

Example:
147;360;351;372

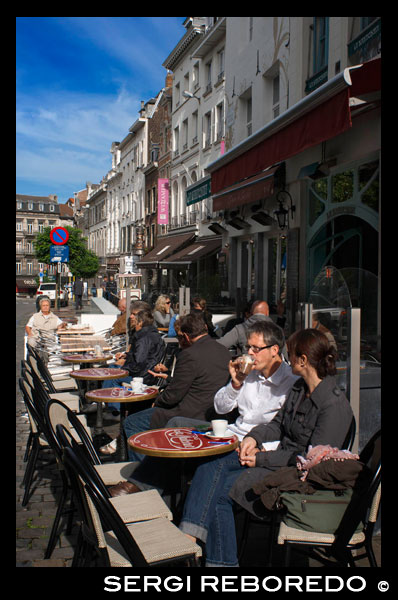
34;226;99;279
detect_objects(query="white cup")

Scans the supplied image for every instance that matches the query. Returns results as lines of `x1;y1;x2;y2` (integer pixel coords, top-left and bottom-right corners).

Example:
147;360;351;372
131;377;144;392
211;419;228;437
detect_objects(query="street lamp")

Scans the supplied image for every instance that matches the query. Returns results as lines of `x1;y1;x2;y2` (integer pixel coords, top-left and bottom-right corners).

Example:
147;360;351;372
183;90;201;103
274;190;296;230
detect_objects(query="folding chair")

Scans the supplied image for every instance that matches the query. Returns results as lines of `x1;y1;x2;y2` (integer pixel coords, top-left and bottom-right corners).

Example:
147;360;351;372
27;351;78;393
277;429;381;567
44;399;172;560
62;444;201;567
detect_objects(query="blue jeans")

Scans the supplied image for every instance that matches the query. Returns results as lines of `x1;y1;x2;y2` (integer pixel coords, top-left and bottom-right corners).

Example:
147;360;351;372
101;364;132;410
123;407;155;461
179;450;246;567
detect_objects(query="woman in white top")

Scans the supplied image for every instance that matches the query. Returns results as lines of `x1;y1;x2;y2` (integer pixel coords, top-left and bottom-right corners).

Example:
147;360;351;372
26;298;67;346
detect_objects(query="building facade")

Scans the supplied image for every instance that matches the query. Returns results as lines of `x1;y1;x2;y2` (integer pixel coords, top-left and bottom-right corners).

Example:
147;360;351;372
16;194;74;295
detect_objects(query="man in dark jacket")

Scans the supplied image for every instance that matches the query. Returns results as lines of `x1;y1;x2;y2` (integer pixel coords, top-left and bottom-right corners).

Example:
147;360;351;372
108;312;231;496
73;277;84;310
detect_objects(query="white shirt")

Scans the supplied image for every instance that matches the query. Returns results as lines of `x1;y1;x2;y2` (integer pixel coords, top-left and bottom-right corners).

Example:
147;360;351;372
214;360;299;442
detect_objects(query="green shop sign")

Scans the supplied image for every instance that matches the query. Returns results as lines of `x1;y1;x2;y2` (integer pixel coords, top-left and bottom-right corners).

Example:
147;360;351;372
186;176;211;206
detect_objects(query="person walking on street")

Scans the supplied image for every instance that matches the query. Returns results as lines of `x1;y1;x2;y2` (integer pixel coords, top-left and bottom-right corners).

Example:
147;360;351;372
73;277;84;310
106;275;117;303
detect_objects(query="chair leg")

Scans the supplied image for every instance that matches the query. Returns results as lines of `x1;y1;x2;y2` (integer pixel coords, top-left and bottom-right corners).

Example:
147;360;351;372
23;432;33;462
284;542;291;567
44;481;69;559
22;438;39;506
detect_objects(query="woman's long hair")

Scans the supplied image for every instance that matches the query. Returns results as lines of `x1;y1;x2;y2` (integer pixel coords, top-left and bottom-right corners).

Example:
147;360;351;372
154;295;171;314
287;328;337;378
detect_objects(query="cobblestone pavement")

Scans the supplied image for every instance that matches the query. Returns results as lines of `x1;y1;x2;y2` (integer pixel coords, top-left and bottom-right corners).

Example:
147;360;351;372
16;297;381;568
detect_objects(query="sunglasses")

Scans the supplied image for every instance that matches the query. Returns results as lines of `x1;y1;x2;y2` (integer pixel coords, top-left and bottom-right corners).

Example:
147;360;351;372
244;344;274;354
165;301;171;304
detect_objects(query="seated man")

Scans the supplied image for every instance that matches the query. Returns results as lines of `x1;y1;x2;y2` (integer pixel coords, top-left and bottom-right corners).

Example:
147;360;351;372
102;308;165;417
109;312;231;496
110;298;127;336
217;299;272;355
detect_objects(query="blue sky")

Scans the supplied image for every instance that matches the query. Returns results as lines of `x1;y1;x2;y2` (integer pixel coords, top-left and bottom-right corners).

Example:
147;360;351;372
16;17;186;202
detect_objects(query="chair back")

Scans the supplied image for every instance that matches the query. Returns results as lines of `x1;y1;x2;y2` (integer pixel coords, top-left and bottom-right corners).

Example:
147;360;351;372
332;429;381;554
62;445;148;567
342;416;356;451
19;377;48;439
45;398;101;466
27;353;56;393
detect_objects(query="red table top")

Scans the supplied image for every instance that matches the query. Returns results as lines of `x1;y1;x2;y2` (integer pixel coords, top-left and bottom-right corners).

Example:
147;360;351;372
70;367;129;380
128;427;239;458
86;386;158;403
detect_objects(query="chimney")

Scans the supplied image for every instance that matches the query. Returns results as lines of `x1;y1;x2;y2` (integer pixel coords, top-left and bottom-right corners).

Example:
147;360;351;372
165;70;173;88
49;194;58;203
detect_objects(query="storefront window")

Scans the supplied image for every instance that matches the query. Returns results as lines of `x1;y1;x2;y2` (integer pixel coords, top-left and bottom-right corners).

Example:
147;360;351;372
359;160;379;213
331;170;354;203
308;180;326;226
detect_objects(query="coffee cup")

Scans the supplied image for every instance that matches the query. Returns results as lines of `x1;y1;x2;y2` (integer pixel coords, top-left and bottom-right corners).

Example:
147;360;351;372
236;354;254;375
211;419;228;437
131;377;144;392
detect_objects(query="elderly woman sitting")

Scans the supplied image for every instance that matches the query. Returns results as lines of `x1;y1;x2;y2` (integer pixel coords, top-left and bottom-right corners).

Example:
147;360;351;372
25;297;67;347
153;295;175;328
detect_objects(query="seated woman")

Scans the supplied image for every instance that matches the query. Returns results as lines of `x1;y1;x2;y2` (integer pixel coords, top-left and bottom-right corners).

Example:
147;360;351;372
191;296;217;337
102;308;165;417
25;297;67;347
178;327;353;567
153;295;175;328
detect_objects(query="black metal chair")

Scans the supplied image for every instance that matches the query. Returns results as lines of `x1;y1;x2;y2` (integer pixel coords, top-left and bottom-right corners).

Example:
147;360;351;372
61;442;201;567
278;428;381;567
237;416;357;566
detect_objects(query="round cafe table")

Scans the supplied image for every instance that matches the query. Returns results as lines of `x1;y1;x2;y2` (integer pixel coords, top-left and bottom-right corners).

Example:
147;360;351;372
85;386;159;460
128;427;239;516
69;367;129;445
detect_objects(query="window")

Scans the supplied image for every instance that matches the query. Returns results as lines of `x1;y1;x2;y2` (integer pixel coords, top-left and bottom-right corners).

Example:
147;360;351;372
28;202;33;210
192;111;199;144
216;102;224;141
16;220;23;231
313;17;329;73
205;61;212;94
174;126;180;156
272;74;280;118
16;240;22;252
49;204;55;212
16;262;22;274
39;203;44;211
217;49;225;82
175;82;180;108
27;221;33;233
204;112;212;148
27;262;33;274
17;201;22;209
249;17;254;41
182;119;188;151
38;220;45;233
246;96;252;137
193;63;200;91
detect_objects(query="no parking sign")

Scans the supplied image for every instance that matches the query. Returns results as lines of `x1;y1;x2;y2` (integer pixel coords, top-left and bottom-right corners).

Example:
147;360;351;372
50;227;69;245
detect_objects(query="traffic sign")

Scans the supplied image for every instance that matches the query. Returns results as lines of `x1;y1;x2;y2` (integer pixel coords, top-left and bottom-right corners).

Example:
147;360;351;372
50;245;69;263
50;226;69;245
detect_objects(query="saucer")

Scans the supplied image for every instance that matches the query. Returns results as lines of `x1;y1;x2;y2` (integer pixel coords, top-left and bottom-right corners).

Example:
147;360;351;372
204;432;234;440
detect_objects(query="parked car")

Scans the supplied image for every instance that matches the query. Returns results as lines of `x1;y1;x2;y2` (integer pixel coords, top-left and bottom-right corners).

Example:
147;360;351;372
36;283;68;308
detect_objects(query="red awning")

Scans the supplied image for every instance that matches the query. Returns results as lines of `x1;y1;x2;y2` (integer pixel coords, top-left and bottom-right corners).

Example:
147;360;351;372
210;58;381;197
213;165;279;212
211;88;351;196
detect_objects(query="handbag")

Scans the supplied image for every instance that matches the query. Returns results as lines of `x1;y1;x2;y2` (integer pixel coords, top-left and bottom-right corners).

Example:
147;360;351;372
280;489;362;534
